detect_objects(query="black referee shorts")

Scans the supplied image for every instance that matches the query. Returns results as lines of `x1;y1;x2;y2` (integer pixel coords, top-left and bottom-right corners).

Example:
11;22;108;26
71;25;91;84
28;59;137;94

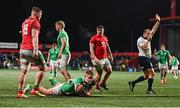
139;56;153;71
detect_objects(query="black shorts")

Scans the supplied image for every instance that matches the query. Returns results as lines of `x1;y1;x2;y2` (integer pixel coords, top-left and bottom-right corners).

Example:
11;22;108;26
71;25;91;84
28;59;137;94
139;56;153;71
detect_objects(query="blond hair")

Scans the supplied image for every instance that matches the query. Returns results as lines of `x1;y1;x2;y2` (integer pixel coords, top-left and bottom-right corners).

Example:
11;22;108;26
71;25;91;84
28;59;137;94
55;20;65;29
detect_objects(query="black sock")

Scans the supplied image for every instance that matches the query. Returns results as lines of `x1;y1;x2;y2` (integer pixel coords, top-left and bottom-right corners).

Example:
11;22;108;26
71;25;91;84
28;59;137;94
148;78;153;91
132;76;145;84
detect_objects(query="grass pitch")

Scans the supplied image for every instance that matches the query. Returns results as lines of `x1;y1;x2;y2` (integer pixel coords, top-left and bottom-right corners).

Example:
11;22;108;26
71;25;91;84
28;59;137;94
0;69;180;107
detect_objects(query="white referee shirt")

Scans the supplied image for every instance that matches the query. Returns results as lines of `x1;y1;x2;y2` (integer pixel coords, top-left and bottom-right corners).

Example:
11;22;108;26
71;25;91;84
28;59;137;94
137;36;151;58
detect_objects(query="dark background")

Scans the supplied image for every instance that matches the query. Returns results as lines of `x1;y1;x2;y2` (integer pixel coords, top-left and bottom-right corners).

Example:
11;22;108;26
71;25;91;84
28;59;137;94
2;0;180;52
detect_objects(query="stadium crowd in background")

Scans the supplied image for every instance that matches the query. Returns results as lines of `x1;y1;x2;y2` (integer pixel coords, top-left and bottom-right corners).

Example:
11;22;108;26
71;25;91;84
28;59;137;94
0;51;179;73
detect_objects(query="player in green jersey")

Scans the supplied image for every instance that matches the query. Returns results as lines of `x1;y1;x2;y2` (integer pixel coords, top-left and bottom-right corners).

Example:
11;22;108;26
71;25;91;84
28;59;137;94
157;44;171;84
24;70;95;97
47;43;59;80
170;55;179;79
55;20;71;81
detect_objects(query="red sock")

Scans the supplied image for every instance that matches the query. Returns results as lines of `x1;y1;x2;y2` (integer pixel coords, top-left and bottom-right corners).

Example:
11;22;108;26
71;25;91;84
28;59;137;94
18;81;23;90
18;90;23;94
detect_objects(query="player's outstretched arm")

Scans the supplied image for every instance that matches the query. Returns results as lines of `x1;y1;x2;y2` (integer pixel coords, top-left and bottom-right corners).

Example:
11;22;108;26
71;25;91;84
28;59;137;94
150;14;160;37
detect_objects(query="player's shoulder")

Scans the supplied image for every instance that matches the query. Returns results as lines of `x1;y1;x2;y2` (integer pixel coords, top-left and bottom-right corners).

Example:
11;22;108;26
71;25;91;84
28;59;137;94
137;36;144;42
49;48;53;51
62;30;68;34
165;50;170;52
91;34;97;38
73;77;83;83
103;35;108;39
59;30;68;37
75;77;83;81
89;34;98;41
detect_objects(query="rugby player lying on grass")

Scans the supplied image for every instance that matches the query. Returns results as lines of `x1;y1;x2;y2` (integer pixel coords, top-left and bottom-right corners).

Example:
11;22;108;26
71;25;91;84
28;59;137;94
24;69;95;97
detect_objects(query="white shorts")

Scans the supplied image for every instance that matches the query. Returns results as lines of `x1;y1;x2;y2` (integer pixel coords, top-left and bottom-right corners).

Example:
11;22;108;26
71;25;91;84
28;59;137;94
57;53;71;71
158;63;168;70
50;60;58;67
51;84;63;95
171;66;178;71
92;58;111;71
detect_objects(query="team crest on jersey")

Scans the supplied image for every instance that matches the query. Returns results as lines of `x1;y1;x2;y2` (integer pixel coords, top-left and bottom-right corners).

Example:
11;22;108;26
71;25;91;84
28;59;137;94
101;42;106;46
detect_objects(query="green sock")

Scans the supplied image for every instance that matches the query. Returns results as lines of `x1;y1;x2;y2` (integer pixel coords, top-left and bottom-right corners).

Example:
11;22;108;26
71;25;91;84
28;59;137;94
29;84;33;91
54;71;57;78
49;79;58;86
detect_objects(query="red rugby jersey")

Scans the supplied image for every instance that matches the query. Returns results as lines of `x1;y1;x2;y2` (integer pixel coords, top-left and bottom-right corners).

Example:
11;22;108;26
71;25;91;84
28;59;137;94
20;17;40;50
89;34;108;59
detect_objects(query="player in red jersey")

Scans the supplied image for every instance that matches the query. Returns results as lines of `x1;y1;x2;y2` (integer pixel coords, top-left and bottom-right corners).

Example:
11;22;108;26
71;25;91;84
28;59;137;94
16;7;46;98
89;25;113;91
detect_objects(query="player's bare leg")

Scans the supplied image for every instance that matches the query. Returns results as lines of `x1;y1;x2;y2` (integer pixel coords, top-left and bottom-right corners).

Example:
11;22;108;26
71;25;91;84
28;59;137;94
172;70;178;79
100;66;112;90
38;87;53;95
160;69;164;84
61;70;71;81
31;66;45;97
95;70;103;92
17;69;28;98
16;62;30;98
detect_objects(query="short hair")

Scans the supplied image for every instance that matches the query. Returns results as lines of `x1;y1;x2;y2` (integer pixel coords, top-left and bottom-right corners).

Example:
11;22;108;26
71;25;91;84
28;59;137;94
55;20;65;29
143;28;151;34
31;6;42;13
85;69;94;76
96;25;104;29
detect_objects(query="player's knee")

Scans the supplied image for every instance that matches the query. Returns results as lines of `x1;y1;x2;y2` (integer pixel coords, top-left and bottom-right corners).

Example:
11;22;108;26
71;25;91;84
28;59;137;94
144;74;149;79
106;70;112;74
148;71;155;78
20;67;28;74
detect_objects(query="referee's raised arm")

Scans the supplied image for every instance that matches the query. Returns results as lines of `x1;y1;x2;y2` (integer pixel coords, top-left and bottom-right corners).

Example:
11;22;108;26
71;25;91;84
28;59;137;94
149;14;161;38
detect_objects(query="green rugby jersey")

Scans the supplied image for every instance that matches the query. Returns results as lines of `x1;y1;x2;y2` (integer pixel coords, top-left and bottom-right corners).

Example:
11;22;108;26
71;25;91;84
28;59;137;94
57;30;70;55
48;48;59;61
157;50;170;64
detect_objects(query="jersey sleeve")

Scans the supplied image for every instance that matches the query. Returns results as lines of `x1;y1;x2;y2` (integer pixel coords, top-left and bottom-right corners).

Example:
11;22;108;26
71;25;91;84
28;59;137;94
32;21;40;30
89;36;96;44
177;58;179;65
105;36;108;43
157;51;160;56
48;49;51;55
137;38;144;48
167;50;170;56
60;32;67;38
